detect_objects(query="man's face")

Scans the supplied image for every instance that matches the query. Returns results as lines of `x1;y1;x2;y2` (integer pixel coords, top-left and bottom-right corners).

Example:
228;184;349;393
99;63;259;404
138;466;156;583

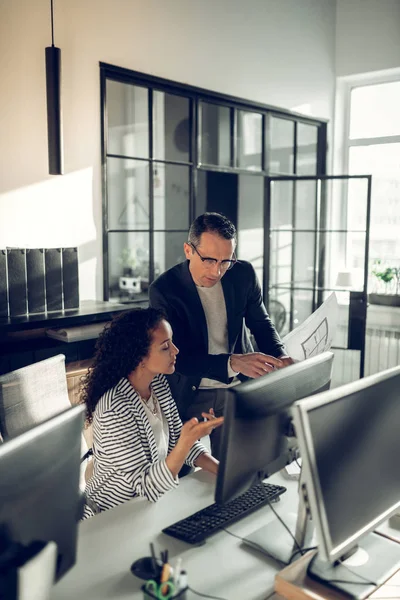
184;231;236;288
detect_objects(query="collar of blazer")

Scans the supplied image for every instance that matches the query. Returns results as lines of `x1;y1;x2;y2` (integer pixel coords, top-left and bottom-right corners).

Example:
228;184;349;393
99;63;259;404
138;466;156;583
116;375;177;463
180;260;238;350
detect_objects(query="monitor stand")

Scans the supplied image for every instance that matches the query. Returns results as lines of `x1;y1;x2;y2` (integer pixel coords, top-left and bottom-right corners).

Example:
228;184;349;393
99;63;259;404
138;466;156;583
308;530;400;600
0;539;57;600
242;473;314;565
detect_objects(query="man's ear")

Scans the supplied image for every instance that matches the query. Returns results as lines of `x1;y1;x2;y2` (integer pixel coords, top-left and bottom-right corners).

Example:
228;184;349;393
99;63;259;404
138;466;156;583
183;242;192;261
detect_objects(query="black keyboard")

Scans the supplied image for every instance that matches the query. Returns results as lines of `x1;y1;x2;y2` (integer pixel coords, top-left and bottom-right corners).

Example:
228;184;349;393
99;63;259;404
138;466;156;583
162;482;286;545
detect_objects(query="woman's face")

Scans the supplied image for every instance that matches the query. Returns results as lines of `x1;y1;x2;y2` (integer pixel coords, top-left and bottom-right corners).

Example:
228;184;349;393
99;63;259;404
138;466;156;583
142;319;179;376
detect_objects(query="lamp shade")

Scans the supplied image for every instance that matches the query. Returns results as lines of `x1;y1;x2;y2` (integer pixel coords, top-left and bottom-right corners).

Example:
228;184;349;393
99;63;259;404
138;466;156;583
336;270;353;288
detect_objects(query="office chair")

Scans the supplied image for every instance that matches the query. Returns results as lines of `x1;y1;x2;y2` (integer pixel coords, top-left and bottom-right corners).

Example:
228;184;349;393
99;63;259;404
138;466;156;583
0;354;91;489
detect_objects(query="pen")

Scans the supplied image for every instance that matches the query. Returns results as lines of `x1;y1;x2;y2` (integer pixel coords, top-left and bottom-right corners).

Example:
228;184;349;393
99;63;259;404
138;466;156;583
150;542;157;573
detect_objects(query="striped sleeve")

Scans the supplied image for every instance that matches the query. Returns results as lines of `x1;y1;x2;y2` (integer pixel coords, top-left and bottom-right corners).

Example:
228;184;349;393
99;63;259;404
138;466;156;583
185;439;209;467
98;406;179;503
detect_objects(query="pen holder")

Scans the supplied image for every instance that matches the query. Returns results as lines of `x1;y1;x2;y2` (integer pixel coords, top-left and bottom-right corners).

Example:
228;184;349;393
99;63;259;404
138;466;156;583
142;583;188;600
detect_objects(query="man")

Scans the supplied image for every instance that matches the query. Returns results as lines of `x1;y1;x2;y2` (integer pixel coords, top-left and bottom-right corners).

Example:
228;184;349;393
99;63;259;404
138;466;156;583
149;212;293;458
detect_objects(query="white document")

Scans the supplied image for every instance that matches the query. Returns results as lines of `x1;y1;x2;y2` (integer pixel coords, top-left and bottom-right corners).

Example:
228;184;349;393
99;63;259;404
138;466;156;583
282;292;339;362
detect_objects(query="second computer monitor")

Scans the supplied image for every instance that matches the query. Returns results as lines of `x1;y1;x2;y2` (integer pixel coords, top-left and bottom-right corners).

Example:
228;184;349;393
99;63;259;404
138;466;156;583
215;351;334;504
0;405;85;585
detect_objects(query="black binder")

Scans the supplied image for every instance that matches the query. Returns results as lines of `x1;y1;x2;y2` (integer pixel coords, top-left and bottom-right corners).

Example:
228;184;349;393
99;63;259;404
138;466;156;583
45;248;63;312
0;249;8;317
62;247;79;310
7;248;28;316
26;249;46;314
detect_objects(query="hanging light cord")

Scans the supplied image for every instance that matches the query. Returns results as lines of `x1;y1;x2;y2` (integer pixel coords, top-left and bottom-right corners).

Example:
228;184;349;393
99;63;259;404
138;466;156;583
50;0;55;46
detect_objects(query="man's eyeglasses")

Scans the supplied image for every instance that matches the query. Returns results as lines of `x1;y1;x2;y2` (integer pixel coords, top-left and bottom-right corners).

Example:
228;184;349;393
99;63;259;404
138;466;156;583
189;243;237;271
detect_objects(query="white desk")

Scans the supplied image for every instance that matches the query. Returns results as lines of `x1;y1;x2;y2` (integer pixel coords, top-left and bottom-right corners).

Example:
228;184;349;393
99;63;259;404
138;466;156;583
51;471;299;600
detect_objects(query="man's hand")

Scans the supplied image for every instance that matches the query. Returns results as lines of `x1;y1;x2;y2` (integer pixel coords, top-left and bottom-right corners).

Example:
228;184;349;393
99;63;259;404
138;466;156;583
230;352;283;378
278;355;295;367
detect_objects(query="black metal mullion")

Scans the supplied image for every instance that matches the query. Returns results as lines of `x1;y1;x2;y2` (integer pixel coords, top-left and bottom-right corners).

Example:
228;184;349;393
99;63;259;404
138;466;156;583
317;123;328;175
148;88;154;284
100;63;328;128
107;153;193;167
261;114;266;172
314;178;322;310
359;175;372;378
263;177;271;306
293;121;298;175
101;63;327;310
191;98;199;223
289;123;298;328
231;108;236;168
264;114;271;174
101;72;109;301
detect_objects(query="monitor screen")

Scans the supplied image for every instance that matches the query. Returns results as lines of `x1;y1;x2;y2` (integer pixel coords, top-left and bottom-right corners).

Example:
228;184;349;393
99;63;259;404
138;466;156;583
293;365;400;564
215;352;334;505
0;405;85;584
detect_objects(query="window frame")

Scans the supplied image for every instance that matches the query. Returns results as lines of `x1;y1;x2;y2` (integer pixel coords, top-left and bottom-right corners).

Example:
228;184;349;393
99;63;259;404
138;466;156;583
100;62;328;302
335;69;400;277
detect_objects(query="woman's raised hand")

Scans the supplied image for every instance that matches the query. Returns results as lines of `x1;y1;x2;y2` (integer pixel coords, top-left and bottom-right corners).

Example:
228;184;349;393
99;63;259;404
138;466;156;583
178;408;224;450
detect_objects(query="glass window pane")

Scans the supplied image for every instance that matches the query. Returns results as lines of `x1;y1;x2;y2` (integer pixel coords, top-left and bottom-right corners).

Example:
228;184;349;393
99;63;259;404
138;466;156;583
107;158;149;230
154;231;187;277
108;232;149;302
350;81;400;139
195;170;238;225
293;290;314;329
320;231;365;292
293;232;315;287
270;230;292;288
269;117;294;174
270;181;293;229
200;103;231;166
153;163;190;230
296;123;318;175
237;175;264;289
349;144;400;284
295;180;317;229
153;91;190;162
107;80;148;158
268;290;290;337
237;111;262;171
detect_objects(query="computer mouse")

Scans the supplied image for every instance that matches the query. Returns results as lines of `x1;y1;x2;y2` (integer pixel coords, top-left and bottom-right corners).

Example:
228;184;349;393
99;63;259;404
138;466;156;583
130;556;163;580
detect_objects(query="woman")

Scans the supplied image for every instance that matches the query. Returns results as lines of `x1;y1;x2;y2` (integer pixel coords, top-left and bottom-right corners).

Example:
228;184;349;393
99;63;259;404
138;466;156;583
81;307;223;518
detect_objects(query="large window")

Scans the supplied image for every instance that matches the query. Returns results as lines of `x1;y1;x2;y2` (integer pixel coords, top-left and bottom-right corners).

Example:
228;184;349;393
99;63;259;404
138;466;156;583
101;63;327;303
343;78;400;293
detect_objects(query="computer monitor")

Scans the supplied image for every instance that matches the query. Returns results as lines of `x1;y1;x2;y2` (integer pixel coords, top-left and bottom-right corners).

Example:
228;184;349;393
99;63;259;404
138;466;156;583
215;351;334;506
293;365;400;599
0;405;85;597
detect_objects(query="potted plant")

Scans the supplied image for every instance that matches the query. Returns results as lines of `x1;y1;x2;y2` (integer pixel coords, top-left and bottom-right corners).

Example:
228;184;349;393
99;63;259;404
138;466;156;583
117;248;142;294
369;260;400;307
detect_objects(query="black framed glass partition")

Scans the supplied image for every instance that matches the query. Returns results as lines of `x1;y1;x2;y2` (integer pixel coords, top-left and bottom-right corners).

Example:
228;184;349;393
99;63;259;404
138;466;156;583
101;63;328;304
265;175;372;381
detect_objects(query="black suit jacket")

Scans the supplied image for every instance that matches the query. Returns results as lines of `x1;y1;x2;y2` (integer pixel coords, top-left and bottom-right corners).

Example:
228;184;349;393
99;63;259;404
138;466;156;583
149;260;286;415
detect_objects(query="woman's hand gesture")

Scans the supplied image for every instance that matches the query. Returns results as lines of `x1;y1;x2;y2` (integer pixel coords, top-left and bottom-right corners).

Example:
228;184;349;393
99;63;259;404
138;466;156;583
178;409;224;451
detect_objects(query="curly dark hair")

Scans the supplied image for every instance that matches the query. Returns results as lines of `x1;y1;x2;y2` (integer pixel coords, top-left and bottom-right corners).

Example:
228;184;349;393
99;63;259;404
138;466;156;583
81;307;166;423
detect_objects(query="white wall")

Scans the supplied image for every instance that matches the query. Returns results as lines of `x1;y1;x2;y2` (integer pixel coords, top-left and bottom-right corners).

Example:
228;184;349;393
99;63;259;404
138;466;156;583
336;0;400;77
0;0;336;300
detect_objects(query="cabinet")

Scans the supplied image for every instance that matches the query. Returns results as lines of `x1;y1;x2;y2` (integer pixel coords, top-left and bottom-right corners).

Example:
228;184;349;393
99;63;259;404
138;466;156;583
0;300;139;377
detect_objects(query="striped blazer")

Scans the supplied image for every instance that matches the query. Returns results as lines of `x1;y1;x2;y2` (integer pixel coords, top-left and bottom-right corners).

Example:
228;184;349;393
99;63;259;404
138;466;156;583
83;374;207;518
